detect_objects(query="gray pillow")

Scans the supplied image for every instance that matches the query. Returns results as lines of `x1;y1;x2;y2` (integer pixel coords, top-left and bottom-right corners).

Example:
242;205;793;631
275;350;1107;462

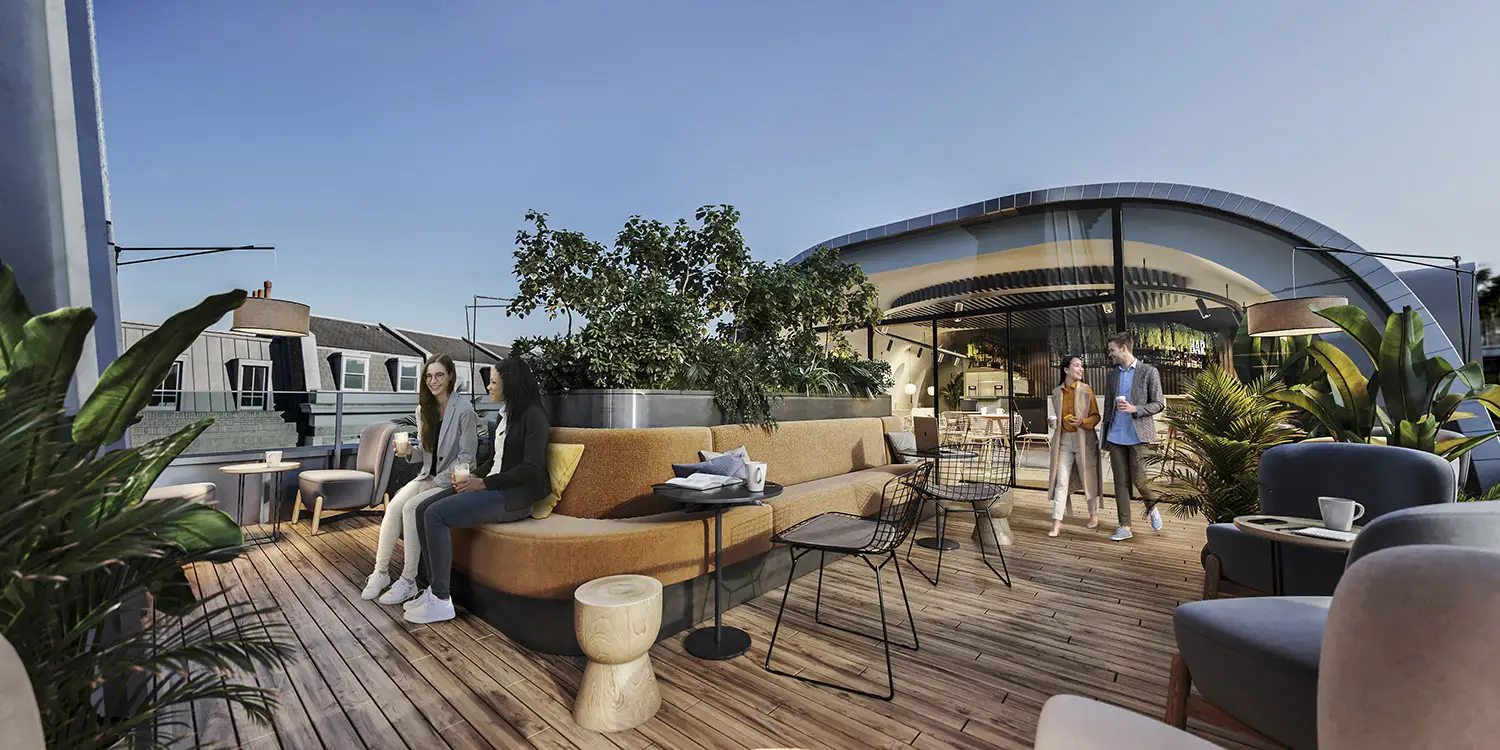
672;452;749;479
700;445;751;463
887;431;917;460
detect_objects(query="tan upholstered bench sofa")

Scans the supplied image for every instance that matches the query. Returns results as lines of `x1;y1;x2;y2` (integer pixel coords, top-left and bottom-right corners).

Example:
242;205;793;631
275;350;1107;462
447;417;914;654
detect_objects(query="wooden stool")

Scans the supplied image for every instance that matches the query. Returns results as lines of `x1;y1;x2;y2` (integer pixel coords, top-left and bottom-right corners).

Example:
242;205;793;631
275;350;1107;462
572;574;663;733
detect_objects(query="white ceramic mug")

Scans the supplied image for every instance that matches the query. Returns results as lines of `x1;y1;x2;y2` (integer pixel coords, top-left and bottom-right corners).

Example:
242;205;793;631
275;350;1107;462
1318;496;1366;532
745;462;768;492
265;450;282;467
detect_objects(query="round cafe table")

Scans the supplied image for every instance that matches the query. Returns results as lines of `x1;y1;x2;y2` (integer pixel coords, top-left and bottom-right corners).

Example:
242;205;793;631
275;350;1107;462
220;461;301;546
652;481;784;660
908;446;979;550
1233;514;1363;595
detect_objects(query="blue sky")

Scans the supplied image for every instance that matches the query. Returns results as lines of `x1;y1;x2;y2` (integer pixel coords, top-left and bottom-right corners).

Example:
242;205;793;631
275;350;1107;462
98;0;1499;341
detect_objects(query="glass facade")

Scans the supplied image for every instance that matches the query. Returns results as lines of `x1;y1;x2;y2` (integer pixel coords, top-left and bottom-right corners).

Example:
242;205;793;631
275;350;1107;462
841;194;1394;491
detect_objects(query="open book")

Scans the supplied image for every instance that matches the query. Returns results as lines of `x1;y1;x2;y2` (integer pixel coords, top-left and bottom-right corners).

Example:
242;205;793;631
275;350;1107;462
663;473;744;490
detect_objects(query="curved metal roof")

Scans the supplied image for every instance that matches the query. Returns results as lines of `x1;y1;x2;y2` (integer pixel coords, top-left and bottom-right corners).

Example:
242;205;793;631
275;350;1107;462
797;181;1498;486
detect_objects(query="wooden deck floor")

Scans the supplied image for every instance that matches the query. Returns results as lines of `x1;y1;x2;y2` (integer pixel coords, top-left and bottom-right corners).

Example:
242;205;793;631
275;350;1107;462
184;488;1265;750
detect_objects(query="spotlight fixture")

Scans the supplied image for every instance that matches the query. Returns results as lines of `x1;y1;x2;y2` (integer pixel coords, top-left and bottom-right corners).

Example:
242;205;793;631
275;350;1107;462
1196;298;1211;320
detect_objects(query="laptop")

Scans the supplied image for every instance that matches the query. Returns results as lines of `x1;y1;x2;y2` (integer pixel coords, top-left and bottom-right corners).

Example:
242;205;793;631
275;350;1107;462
913;416;939;451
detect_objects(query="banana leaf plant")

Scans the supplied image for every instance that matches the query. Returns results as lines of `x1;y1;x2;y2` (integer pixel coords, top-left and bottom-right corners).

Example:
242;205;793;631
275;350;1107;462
0;264;295;749
1269;305;1500;460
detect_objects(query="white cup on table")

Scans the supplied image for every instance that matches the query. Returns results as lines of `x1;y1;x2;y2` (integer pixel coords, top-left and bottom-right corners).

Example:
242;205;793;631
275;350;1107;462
745;462;768;492
264;450;282;467
1318;496;1365;532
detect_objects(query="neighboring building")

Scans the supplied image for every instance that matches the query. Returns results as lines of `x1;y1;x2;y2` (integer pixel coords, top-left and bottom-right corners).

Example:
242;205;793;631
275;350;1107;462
125;321;298;454
275;315;510;446
134;313;510;452
806;181;1498;489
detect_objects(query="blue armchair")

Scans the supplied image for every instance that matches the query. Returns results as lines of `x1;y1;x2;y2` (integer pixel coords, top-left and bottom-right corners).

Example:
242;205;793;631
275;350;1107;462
1202;441;1456;598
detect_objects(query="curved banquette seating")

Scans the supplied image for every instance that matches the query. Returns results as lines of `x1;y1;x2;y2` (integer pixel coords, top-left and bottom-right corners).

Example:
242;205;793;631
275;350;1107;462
447;417;914;654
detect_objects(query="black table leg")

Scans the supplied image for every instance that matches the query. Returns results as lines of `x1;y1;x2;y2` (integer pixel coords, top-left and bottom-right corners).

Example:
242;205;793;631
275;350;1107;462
684;506;751;659
916;457;960;550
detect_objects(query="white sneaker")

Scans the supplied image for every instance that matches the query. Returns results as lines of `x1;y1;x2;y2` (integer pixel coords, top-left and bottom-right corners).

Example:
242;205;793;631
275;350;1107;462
1148;507;1164;531
360;572;391;601
404;587;434;611
378;577;419;605
403;594;456;624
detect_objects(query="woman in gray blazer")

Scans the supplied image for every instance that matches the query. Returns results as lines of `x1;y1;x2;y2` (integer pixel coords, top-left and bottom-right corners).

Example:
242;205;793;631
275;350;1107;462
363;354;477;603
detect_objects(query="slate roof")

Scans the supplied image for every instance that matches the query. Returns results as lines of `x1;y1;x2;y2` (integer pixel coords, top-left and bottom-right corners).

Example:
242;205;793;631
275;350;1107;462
394;328;509;364
308;316;414;357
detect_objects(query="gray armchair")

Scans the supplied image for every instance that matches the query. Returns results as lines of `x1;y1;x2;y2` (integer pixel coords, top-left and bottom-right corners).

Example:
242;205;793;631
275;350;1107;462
292;422;396;534
1169;500;1500;749
1203;441;1455;598
1039;543;1500;750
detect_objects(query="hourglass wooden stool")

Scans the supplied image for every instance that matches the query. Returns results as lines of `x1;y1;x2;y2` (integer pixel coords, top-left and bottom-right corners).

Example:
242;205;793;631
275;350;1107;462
572;574;663;732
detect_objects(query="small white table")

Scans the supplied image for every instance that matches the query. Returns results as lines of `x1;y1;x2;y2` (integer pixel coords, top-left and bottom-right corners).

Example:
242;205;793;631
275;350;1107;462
220;462;301;545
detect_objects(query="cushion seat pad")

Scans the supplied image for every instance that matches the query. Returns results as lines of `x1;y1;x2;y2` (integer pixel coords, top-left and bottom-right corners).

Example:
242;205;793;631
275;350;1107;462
450;504;774;599
765;465;912;533
1174;596;1330;750
144;482;217;504
298;469;376;510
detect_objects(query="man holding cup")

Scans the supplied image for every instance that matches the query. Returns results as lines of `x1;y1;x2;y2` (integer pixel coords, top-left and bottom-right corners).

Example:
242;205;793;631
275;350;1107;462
1101;331;1166;541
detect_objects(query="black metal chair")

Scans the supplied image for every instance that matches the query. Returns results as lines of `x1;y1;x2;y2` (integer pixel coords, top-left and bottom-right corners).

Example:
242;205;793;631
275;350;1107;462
905;440;1013;587
764;462;934;701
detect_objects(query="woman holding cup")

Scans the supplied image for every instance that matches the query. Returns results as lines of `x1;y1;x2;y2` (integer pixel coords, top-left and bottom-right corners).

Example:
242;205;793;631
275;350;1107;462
1045;354;1103;537
402;357;551;624
362;354;477;604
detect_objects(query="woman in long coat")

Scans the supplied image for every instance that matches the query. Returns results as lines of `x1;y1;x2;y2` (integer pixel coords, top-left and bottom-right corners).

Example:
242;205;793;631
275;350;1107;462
1046;354;1103;536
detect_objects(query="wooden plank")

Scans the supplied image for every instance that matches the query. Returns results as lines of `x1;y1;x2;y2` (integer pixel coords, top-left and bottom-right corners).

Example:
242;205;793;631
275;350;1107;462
222;555;328;749
182;564;238;749
279;529;478;740
260;539;454;749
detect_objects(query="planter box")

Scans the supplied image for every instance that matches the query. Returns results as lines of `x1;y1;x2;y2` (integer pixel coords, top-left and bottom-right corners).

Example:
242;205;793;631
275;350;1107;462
549;389;891;429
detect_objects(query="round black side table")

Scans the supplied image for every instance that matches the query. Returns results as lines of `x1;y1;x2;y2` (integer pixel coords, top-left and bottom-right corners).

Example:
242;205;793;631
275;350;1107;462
652;481;784;660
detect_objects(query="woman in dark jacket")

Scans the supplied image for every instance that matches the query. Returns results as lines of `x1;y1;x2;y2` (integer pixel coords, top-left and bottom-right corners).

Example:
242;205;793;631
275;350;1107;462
403;357;551;624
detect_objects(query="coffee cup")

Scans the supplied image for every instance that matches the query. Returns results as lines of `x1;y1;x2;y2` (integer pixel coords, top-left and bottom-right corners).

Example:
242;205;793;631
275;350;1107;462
393;432;410;455
1318;496;1365;532
452;463;472;484
745;461;768;492
265;450;282;467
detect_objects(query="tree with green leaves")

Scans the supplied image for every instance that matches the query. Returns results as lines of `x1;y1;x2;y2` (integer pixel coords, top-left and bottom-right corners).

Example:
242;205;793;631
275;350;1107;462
0;265;295;749
508;208;891;425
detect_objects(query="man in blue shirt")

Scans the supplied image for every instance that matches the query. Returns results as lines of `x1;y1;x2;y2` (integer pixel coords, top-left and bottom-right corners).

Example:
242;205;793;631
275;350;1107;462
1101;331;1166;541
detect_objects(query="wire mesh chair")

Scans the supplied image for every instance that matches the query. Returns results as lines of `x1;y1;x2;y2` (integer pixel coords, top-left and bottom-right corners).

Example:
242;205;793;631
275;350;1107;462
905;440;1013;587
764;461;935;701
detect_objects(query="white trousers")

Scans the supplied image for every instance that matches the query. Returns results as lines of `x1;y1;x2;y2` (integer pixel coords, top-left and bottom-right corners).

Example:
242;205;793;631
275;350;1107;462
374;477;447;579
1051;438;1099;521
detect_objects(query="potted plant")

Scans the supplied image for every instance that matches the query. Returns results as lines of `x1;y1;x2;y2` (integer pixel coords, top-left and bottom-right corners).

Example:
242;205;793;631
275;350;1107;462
1150;365;1304;524
0;265;295;748
1268;305;1500;469
941;372;966;412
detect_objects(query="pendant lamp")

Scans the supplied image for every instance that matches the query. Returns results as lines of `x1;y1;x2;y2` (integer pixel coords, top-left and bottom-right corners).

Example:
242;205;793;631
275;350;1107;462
232;281;310;337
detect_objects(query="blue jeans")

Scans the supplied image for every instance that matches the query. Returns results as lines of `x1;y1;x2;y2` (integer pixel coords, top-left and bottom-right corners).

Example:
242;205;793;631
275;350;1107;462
414;488;531;599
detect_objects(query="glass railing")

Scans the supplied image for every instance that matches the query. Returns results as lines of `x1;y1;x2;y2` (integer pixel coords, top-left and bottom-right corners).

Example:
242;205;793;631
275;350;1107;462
140;390;502;457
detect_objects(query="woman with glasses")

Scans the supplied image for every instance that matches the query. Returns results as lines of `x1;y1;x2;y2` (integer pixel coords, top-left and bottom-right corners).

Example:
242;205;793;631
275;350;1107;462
363;353;477;604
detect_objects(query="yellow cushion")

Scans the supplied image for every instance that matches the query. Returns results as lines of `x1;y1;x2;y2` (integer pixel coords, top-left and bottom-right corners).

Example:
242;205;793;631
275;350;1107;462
534;443;585;519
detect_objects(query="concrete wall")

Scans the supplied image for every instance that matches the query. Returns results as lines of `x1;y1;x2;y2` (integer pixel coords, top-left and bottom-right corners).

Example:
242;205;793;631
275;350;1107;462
136;410;299;455
0;0;118;404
